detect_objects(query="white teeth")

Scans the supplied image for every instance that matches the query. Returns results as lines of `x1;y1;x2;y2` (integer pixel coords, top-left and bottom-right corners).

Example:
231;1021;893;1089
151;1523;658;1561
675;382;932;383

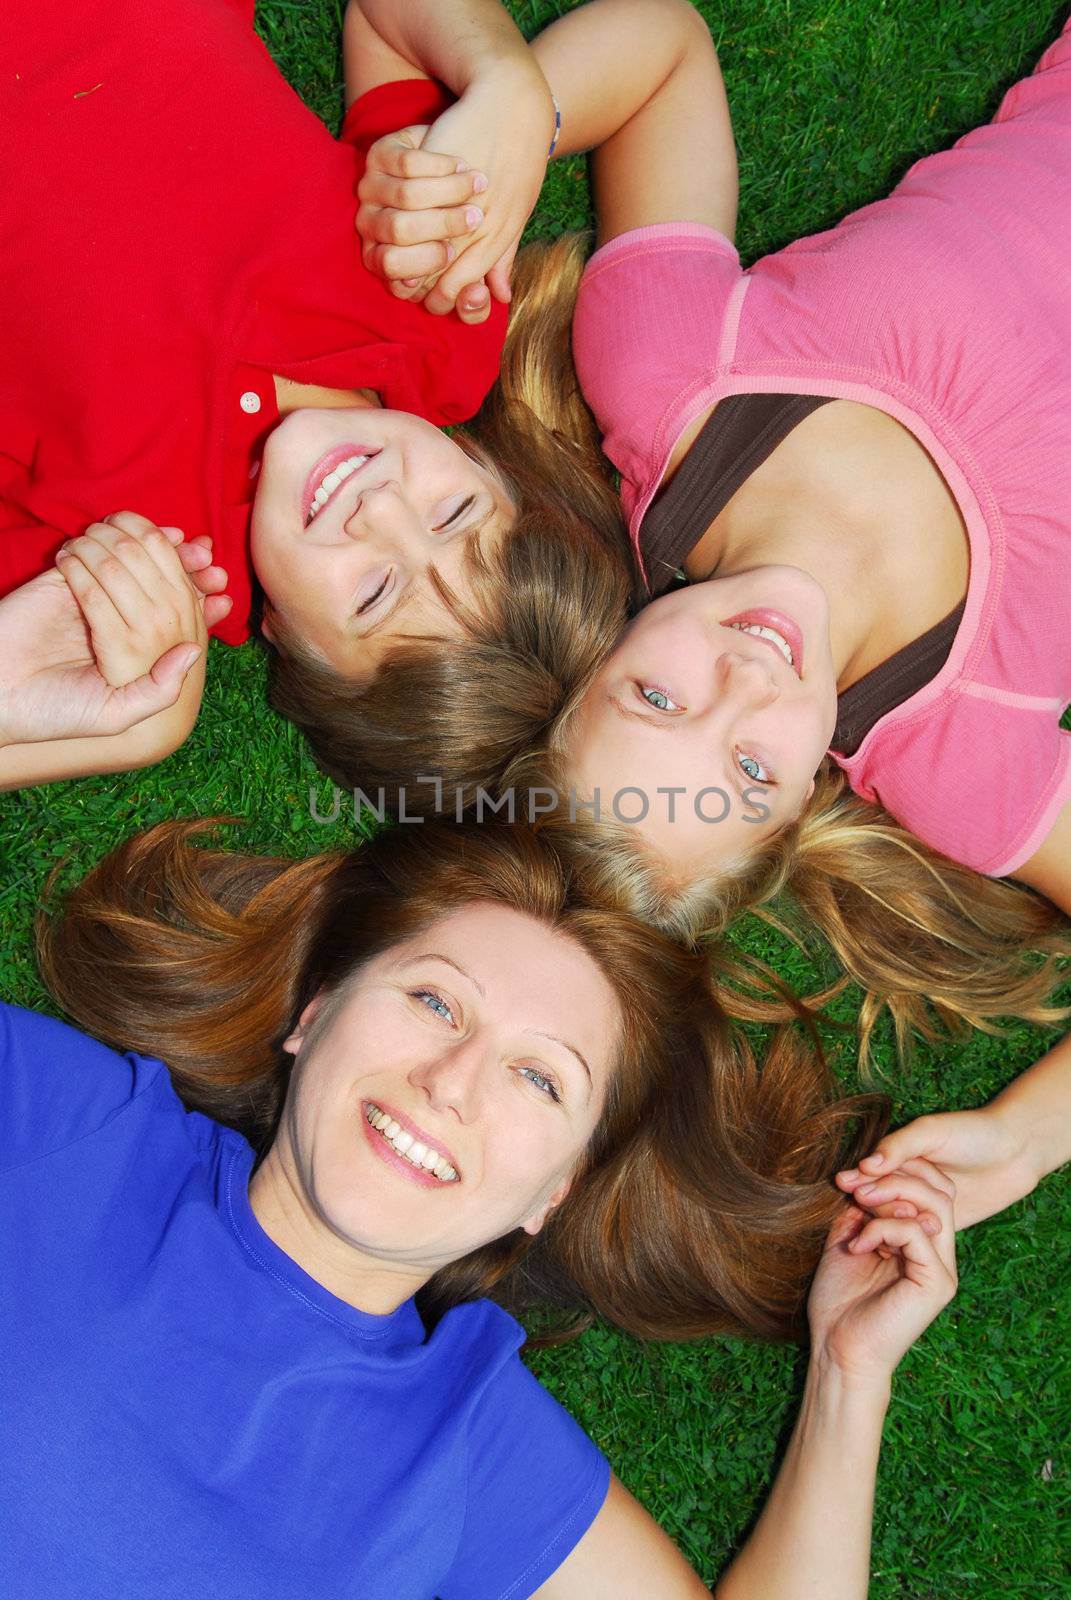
727;621;794;667
306;454;370;525
363;1104;458;1182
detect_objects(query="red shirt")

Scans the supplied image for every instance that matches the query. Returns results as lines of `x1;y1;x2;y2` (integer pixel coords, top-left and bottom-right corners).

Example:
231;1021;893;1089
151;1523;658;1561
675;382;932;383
0;0;506;643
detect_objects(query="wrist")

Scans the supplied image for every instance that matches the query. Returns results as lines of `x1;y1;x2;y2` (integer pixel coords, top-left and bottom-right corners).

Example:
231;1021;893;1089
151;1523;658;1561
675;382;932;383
987;1088;1057;1187
806;1347;894;1413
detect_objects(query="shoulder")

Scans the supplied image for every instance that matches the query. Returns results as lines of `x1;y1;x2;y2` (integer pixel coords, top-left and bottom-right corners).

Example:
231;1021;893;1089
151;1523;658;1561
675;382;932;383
573;223;742;514
0;1003;174;1173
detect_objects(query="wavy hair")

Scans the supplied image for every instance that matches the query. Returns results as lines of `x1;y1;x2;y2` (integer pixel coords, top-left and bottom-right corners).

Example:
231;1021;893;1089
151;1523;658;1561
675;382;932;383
264;235;638;812
37;818;886;1343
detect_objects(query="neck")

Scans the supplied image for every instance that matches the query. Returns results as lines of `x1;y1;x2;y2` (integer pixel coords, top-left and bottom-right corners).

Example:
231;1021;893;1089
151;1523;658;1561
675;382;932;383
683;399;969;690
248;1141;430;1317
272;374;383;416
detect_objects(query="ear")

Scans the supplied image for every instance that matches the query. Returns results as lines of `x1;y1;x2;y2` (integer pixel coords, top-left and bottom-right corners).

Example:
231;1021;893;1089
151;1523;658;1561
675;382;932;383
520;1176;573;1238
259;612;276;645
281;992;325;1056
805;776;816;803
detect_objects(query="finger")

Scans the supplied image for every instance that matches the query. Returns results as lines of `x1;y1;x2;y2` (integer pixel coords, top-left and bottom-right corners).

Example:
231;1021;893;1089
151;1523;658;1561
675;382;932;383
202;594;233;630
852;1203;956;1282
456;282;491;325
357;170;483;212
365;129;464;181
363;237;455;285
57;541;154;631
55;547;126;639
854;1117;938;1176
94;644;201;734
357;201;482;248
186;563;229;596
86;517;197;597
888;1157;956;1202
100;510;162;540
175;542;214;573
851;1172;952;1234
486;241;518;306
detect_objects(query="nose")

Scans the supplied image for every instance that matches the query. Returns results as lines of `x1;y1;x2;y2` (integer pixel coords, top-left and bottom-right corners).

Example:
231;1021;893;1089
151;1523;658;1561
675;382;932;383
714;647;780;712
407;1034;488;1123
342;481;423;548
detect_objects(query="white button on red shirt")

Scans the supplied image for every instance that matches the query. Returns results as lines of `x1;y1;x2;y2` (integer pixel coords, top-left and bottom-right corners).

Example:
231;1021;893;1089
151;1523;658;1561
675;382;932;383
239;391;262;414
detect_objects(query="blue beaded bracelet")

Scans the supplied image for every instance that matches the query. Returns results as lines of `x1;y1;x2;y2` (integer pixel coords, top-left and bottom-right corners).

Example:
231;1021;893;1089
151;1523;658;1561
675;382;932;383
547;92;562;159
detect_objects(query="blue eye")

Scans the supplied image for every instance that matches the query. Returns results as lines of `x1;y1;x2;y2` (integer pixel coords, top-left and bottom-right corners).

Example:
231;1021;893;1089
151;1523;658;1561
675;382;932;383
518;1064;561;1102
737;751;773;784
640;685;680;712
412;989;455;1024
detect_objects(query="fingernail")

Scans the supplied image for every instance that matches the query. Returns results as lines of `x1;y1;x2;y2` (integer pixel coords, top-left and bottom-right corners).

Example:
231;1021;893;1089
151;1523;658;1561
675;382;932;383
857;1183;877;1197
472;172;488;194
455;160;470;173
444;243;456;263
178;646;201;671
402;278;421;288
465;206;483;228
864;1154;885;1169
922;1216;940;1234
894;1205;912;1218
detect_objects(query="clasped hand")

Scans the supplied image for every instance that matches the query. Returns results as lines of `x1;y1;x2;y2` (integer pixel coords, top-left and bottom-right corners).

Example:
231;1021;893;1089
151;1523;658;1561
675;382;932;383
356;66;556;321
0;512;231;748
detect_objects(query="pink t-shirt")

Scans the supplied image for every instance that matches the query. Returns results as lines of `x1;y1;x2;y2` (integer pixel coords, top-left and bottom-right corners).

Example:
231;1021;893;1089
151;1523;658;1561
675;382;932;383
574;21;1071;878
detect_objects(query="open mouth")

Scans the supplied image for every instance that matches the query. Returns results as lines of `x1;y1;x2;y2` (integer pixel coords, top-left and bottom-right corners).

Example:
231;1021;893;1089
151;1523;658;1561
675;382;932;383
302;446;381;527
722;610;804;676
363;1101;459;1184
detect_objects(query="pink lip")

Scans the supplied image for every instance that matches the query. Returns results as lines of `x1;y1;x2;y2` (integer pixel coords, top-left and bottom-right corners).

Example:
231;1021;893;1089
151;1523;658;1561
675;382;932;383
360;1099;461;1189
720;608;804;677
300;445;380;528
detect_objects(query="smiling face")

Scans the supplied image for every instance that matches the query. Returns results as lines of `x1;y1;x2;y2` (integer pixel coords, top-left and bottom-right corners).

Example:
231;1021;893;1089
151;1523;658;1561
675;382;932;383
567;567;840;876
250;903;621;1311
250;408;515;677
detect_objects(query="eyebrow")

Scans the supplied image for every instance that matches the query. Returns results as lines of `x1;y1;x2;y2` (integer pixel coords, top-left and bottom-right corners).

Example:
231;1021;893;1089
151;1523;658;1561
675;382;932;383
419;955;592;1093
531;1031;593;1091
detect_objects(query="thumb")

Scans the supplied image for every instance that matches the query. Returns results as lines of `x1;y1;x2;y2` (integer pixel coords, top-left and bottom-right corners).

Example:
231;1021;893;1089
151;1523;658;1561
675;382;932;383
151;642;202;688
95;645;200;734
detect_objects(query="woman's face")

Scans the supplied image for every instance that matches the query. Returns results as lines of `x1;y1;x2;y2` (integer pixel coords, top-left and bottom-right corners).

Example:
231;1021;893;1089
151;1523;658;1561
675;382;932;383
261;903;621;1303
567;567;839;875
250;408;514;677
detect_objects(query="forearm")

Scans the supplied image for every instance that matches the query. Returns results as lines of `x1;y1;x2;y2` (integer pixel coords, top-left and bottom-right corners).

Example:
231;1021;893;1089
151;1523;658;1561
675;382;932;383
531;0;712;155
715;1363;889;1600
0;657;205;790
351;0;537;97
992;1030;1071;1185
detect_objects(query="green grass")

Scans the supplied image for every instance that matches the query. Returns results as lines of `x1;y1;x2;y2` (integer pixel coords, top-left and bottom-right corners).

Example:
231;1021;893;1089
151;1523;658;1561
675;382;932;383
2;2;1069;1594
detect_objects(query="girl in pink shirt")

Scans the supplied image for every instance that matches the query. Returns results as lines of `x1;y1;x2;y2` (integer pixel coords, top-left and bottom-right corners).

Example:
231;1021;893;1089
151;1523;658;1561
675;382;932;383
372;6;1071;1231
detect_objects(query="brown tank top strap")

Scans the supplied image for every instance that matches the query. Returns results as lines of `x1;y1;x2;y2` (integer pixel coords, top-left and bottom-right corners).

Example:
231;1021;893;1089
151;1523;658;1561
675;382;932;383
641;393;834;594
832;601;966;755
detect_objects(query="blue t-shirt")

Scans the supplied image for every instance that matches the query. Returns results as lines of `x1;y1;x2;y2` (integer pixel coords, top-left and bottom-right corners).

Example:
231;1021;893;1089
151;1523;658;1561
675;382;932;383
0;1004;609;1599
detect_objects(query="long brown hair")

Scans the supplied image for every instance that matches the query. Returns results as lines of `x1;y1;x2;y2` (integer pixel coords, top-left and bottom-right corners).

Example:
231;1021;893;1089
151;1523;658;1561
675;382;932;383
37;818;885;1343
265;235;637;811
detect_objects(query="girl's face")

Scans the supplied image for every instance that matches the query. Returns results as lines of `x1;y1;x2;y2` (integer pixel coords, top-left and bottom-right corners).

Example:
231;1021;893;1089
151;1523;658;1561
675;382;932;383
250;408;514;676
567;567;839;875
254;904;620;1309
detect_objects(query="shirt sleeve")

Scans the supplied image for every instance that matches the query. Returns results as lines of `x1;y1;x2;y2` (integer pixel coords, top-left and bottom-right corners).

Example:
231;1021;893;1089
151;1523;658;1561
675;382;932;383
0;1003;168;1174
838;708;1071;878
439;1352;610;1599
337;80;508;426
573;223;743;538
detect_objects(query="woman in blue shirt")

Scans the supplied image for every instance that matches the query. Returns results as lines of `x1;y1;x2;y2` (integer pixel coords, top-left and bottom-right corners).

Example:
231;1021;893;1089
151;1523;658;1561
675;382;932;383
2;819;956;1597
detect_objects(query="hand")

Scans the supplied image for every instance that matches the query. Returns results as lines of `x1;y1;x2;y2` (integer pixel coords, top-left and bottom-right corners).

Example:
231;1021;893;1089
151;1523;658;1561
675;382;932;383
0;562;201;748
357;126;492;319
358;65;554;320
53;512;212;690
837;1105;1039;1229
807;1165;957;1387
